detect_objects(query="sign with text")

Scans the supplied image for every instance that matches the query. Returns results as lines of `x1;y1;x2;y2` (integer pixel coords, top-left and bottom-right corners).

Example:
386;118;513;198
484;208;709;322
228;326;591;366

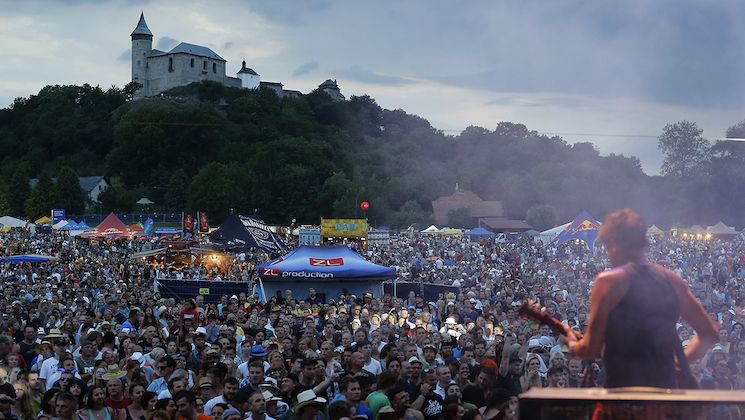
320;219;368;238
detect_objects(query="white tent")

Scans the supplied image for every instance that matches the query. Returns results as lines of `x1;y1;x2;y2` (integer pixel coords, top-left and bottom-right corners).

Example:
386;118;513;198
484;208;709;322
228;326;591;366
421;225;440;234
535;222;571;244
0;216;28;229
53;220;68;230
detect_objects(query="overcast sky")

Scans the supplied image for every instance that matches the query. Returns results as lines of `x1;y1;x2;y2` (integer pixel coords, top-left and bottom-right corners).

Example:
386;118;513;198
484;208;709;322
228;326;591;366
3;0;745;173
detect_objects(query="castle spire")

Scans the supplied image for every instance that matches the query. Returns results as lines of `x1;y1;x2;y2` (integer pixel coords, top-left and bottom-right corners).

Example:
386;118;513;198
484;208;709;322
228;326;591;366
131;12;153;39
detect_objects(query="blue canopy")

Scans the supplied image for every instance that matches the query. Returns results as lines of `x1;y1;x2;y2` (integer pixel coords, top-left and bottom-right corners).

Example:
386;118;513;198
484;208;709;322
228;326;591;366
258;246;396;281
465;227;496;238
0;254;58;263
78;221;92;231
58;221;78;231
553;210;602;251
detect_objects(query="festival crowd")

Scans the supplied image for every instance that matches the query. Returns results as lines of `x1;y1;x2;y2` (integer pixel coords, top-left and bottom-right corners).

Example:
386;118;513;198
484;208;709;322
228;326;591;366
0;229;739;420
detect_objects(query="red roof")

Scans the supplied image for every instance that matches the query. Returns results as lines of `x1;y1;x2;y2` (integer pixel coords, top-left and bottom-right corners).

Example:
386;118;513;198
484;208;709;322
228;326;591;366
79;213;132;240
431;188;505;225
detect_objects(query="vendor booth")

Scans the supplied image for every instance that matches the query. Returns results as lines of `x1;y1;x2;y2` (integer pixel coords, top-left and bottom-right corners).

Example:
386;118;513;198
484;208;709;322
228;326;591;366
257;245;395;301
209;214;287;253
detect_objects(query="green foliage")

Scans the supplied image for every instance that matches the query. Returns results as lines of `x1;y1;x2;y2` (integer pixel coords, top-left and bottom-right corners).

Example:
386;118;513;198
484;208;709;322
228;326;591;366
2;82;744;229
6;171;30;218
658;121;710;177
25;173;57;219
526;204;558;231
55;167;86;214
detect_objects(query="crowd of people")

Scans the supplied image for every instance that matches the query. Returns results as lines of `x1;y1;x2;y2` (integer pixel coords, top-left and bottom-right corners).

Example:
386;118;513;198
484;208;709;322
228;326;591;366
0;224;739;420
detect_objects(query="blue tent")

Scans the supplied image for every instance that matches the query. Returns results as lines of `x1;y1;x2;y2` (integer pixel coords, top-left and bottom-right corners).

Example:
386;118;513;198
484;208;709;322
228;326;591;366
0;254;58;263
78;221;92;231
465;227;496;238
553;210;602;251
257;246;395;300
58;221;78;231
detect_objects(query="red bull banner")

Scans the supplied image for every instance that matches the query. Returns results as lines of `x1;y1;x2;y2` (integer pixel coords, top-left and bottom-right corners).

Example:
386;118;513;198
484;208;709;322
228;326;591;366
553;210;602;252
198;212;210;233
183;213;194;234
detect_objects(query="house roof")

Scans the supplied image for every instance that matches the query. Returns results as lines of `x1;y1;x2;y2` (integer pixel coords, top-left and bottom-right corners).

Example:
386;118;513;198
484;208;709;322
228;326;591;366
431;188;504;225
260;81;283;87
478;217;532;232
237;60;259;76
168;42;225;61
131;13;153;37
319;79;340;89
29;176;105;192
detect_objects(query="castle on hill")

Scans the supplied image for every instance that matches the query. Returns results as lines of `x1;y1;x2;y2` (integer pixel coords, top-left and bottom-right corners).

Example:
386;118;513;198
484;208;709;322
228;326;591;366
130;13;344;101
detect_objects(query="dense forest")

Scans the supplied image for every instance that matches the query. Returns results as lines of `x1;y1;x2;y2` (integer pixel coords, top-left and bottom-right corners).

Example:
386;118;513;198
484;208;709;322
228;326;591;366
0;81;743;230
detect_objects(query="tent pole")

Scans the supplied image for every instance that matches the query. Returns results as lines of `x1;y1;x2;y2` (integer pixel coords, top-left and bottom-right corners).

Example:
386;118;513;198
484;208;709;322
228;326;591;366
259;279;267;303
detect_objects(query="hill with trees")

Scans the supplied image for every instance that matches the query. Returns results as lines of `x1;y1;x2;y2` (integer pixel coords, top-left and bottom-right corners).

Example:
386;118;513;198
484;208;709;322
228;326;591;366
0;81;741;229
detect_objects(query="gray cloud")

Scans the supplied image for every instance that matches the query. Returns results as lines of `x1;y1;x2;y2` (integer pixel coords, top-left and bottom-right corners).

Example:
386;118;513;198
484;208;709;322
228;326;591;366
155;36;178;51
292;61;319;77
247;0;333;25
223;41;232;50
117;48;130;62
336;65;417;86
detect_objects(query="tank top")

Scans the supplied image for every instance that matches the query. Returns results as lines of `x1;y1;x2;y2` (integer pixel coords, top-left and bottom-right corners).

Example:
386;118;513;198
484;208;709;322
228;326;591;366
603;262;680;388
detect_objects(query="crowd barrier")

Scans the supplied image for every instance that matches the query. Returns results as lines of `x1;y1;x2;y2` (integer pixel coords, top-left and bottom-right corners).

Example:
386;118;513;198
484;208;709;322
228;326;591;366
155;278;250;304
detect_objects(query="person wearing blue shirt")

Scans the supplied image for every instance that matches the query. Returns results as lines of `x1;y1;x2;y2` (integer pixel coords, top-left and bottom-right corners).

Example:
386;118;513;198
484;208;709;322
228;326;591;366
330;376;372;420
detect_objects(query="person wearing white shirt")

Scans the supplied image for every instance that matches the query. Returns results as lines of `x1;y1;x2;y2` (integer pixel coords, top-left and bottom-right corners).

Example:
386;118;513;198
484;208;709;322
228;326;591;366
244;392;277;420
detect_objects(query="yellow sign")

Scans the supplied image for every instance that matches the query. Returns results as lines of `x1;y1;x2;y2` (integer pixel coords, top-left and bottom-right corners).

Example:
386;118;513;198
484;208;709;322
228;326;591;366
321;219;368;238
199;288;210;295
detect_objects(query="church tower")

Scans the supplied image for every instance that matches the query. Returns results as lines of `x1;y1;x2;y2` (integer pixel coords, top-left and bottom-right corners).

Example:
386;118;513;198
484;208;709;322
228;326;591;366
130;13;153;96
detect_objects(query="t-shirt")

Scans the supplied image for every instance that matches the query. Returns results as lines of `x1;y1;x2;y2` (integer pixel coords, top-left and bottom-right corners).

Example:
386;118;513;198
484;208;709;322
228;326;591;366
365;391;391;419
105;395;131;410
363;358;383;376
421;393;444;420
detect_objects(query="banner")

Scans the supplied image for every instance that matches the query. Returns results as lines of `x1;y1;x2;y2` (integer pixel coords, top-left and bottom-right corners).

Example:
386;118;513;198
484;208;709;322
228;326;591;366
239;215;287;252
198;212;210;233
183;213;194;234
52;209;66;225
142;218;154;235
321;219;369;238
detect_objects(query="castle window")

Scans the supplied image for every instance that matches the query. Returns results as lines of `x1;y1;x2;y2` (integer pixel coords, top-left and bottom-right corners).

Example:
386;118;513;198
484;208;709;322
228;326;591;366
168;57;174;72
190;58;194;68
213;62;216;73
203;60;207;70
137;60;140;67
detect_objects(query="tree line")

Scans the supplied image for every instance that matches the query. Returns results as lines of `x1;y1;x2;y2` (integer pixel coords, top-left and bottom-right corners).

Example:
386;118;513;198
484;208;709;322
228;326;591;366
0;81;740;230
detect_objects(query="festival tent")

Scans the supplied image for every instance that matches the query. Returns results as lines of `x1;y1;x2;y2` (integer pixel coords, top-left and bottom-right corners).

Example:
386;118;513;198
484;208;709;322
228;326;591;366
647;225;665;236
52;220;68;230
706;222;738;239
209;214;287;253
421;225;440;234
0;216;28;230
78;213;132;240
553;210;602;252
535;222;571;244
35;216;53;225
257;245;396;300
440;228;464;237
0;254;58;263
465;227;496;239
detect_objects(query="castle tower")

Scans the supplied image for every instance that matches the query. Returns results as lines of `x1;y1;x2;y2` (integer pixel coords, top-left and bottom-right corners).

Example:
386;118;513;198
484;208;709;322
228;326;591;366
130;12;153;95
237;60;260;89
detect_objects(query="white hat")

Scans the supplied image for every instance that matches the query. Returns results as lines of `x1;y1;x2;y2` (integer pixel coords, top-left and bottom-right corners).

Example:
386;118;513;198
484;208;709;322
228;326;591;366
407;356;423;365
194;327;207;336
293;390;326;411
445;317;457;325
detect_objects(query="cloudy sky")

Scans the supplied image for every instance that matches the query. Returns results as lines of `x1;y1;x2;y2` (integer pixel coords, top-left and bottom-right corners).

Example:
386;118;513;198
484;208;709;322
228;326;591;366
3;0;745;173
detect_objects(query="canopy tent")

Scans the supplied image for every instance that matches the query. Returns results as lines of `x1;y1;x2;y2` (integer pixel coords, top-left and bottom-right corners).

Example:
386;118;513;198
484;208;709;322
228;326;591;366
553;210;602;252
421;225;440;234
465;227;496;239
57;221;77;231
0;254;58;263
0;216;28;229
77;213;132;240
35;216;53;225
647;225;665;236
52;220;68;230
439;228;464;237
209;214;287;253
707;221;738;238
535;222;571;244
258;245;396;301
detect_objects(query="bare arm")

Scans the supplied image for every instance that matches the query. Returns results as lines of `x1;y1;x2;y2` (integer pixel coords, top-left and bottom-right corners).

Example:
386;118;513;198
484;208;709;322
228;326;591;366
665;270;719;361
568;270;629;359
499;335;514;376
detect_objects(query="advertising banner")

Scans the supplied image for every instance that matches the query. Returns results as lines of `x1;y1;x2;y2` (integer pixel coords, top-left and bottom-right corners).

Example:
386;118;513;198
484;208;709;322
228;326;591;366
52;209;66;225
198;212;210;233
183;213;194;234
320;219;368;238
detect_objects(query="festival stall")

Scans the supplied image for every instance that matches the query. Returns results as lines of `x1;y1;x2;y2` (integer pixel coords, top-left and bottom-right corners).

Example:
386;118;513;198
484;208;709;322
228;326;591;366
209;214;287;254
706;222;738;240
77;213;133;241
647;225;665;236
0;254;59;263
0;216;31;232
421;225;441;234
553;210;602;252
465;227;496;239
257;245;396;301
535;222;571;245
